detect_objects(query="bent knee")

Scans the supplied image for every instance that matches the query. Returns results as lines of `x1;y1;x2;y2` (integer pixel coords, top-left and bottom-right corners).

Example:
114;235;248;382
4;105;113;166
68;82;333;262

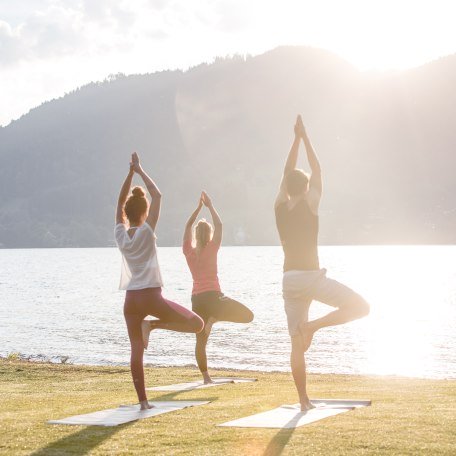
244;309;254;323
354;297;370;318
191;315;205;334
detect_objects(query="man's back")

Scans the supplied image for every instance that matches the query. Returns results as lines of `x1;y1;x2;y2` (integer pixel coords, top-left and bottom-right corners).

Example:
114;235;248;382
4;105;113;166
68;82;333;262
275;199;319;272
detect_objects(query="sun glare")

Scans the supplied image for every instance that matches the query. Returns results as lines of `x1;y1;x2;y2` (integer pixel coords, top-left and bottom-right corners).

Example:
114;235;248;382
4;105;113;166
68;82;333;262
276;0;456;70
353;246;454;377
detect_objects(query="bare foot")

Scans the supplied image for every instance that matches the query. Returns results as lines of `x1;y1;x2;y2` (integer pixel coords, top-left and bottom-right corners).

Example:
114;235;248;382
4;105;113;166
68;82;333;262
141;320;151;349
299;321;316;352
204;317;217;335
139;400;155;411
141;319;162;349
300;399;315;412
202;371;214;384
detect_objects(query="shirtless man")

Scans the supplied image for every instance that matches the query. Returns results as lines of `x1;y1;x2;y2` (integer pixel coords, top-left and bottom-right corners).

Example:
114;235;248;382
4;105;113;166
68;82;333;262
274;115;370;411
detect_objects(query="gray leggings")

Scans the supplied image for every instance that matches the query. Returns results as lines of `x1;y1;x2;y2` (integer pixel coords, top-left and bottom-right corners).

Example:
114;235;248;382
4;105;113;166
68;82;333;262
191;291;254;372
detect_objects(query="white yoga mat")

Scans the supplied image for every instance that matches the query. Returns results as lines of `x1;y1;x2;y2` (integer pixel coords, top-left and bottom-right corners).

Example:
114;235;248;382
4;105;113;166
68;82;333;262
48;400;210;426
147;377;257;392
218;399;371;429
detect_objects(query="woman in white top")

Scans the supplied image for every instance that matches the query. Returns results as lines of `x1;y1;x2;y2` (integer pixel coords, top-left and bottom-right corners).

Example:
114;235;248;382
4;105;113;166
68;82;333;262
115;152;204;410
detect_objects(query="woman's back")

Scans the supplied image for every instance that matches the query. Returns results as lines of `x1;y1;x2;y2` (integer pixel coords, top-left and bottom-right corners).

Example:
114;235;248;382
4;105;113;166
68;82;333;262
183;239;221;295
115;222;163;290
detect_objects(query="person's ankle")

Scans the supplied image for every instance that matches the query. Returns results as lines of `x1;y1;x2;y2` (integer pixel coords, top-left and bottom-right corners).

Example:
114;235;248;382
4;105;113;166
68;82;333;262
202;371;212;383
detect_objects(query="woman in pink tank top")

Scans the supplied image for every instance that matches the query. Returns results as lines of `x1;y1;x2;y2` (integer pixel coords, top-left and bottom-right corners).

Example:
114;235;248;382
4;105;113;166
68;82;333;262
183;192;254;384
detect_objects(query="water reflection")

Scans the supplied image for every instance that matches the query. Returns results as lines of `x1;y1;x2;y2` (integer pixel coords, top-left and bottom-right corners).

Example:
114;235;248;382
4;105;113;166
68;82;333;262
0;246;455;379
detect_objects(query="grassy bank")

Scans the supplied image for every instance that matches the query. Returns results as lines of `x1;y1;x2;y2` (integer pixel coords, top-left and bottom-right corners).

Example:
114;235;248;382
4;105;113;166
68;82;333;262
0;359;455;455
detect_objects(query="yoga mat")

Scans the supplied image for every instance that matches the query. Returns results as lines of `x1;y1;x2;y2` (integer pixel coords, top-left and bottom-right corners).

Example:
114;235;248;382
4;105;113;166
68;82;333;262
48;400;210;426
147;377;257;392
218;399;371;429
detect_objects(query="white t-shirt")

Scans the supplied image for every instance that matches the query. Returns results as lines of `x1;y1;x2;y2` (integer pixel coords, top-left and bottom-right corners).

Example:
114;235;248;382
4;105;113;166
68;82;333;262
114;222;163;290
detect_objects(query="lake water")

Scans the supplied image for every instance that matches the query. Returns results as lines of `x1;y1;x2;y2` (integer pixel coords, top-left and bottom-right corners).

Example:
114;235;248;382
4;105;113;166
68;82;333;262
1;246;455;379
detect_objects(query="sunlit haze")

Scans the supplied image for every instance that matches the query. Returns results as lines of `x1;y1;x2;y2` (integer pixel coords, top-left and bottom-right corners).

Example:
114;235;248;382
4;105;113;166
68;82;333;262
1;0;456;126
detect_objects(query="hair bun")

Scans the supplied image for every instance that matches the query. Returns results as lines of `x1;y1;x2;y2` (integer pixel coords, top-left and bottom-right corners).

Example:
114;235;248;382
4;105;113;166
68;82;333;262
132;186;145;198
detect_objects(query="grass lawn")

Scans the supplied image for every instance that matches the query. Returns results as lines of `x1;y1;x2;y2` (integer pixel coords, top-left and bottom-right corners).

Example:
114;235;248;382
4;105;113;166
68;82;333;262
0;359;455;455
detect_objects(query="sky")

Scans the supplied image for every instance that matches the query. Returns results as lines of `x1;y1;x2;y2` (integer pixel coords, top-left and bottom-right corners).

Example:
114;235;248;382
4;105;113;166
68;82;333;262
1;0;455;126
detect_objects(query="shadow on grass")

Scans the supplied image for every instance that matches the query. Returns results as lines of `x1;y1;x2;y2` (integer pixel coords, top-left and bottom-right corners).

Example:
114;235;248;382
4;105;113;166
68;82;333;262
30;422;133;456
32;388;217;455
152;390;218;402
145;378;221;405
142;381;219;405
262;412;303;456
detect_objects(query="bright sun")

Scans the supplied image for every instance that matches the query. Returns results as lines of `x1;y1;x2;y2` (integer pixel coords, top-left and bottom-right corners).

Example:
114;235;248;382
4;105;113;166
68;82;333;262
263;0;456;70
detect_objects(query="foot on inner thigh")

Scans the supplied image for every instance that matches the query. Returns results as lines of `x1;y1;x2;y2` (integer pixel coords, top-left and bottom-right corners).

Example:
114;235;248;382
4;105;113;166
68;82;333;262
298;321;317;352
141;319;159;350
204;316;217;335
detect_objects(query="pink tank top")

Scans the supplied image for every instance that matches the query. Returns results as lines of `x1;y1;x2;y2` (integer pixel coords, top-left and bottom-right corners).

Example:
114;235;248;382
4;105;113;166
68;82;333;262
183;239;221;295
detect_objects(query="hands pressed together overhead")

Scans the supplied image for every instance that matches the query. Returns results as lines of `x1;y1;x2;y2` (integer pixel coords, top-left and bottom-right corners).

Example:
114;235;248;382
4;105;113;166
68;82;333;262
194;190;213;211
129;152;143;175
201;191;212;208
294;114;306;139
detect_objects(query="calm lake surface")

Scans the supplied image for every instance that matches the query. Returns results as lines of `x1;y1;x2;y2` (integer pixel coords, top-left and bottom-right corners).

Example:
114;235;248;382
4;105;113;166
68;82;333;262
1;246;455;379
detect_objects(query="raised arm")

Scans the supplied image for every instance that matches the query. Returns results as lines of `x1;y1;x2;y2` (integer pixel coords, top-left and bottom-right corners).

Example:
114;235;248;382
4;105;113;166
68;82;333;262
202;191;222;246
300;120;322;195
299;120;323;214
131;152;162;231
275;116;301;208
295;117;322;214
183;196;203;246
284;123;301;176
115;164;134;224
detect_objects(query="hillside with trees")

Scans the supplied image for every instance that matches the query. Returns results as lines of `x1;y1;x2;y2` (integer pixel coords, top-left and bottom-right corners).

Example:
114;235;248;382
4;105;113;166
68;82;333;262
1;46;455;247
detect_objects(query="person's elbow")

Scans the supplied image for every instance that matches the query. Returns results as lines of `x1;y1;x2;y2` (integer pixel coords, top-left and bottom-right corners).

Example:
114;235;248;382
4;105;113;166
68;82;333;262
311;163;321;174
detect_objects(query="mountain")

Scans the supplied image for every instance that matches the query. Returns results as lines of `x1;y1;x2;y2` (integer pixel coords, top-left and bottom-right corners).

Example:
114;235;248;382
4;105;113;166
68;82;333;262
1;46;455;247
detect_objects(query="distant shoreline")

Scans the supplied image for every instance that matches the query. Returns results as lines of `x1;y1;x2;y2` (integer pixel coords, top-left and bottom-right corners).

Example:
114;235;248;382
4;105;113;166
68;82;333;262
2;354;455;381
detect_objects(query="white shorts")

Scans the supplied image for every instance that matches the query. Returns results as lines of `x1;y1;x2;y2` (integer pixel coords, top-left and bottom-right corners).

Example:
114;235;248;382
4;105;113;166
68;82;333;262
282;268;366;337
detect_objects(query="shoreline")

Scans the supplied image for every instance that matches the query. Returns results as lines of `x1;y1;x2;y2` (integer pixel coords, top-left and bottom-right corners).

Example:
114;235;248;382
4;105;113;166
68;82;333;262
2;353;455;382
